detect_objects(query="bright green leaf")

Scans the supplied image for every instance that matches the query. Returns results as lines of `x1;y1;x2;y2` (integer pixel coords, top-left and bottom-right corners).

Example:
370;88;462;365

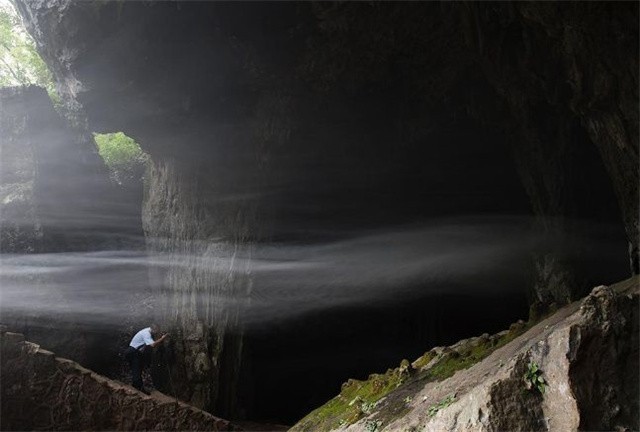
94;132;148;185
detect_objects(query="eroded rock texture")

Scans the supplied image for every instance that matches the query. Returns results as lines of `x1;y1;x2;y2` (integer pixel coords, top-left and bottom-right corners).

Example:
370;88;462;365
466;2;640;298
0;85;128;367
0;87;43;253
12;0;637;419
292;277;639;432
15;0;636;284
296;1;639;303
0;85;111;253
425;281;639;432
143;158;253;415
0;330;239;431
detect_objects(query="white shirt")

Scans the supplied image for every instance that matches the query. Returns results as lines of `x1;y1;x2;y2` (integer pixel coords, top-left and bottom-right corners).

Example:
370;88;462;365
129;327;155;348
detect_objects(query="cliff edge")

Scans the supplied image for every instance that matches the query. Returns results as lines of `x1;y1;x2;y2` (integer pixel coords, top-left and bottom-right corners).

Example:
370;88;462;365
292;277;639;432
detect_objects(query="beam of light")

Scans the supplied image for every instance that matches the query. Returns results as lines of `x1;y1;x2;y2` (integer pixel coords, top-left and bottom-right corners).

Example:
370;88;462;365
0;216;626;331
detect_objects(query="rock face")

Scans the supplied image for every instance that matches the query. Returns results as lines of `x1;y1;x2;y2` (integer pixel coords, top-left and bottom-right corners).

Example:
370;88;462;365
0;329;239;431
294;1;639;303
0;85;130;368
292;277;639;431
12;0;637;420
465;2;640;298
0;86;44;253
0;85;112;252
14;0;636;288
143;158;253;416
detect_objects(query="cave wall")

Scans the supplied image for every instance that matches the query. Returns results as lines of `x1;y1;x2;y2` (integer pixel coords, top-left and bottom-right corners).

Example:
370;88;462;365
0;330;238;431
0;85;113;253
0;85;126;367
0;87;45;253
463;1;640;294
298;1;638;301
12;0;637;420
0;84;145;253
14;0;637;287
143;157;254;417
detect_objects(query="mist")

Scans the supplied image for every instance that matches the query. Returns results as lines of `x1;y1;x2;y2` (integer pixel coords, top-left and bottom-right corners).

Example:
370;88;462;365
1;215;626;332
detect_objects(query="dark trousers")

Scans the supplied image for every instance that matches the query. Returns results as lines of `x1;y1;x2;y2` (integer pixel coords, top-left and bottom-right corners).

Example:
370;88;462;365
124;346;145;390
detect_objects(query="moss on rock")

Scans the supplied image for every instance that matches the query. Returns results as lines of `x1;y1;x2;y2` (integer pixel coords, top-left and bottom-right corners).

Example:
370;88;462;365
290;365;409;431
291;321;531;431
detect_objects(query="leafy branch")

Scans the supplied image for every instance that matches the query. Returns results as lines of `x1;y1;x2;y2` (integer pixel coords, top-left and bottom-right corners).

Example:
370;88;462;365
524;361;546;394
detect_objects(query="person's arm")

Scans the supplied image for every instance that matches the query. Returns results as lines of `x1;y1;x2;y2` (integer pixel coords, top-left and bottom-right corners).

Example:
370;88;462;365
142;330;168;348
150;333;168;348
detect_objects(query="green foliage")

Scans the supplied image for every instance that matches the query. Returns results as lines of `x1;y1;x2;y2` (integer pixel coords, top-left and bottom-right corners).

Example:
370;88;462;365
0;1;57;99
94;132;148;185
292;321;533;431
291;370;406;431
424;324;531;383
360;400;379;415
294;302;569;432
364;419;382;432
411;351;436;370
524;361;546;394
427;393;456;417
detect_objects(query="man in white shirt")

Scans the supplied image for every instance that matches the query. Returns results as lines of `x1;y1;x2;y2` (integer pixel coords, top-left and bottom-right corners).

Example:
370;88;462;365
124;324;168;394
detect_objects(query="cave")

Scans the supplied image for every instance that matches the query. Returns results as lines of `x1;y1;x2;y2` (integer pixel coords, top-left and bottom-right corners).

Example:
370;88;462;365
0;1;637;430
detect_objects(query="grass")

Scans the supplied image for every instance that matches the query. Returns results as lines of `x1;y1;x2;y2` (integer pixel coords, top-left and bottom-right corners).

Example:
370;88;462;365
291;322;530;431
424;328;525;382
290;368;409;431
291;276;640;431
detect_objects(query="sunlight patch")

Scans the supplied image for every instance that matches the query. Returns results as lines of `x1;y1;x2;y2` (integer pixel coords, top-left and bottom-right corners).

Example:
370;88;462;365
94;132;148;185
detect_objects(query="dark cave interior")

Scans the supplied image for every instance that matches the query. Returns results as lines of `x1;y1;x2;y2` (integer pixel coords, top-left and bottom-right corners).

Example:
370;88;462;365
1;1;636;427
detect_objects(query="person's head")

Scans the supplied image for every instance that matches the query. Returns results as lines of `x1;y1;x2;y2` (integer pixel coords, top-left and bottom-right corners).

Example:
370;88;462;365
150;323;160;336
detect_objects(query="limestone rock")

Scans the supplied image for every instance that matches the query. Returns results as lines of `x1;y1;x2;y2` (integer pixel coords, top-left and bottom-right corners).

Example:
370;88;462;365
0;329;240;431
0;85;108;252
11;2;638;420
295;277;638;431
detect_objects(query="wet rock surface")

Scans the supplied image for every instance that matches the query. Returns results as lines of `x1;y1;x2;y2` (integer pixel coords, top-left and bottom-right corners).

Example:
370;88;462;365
143;158;252;417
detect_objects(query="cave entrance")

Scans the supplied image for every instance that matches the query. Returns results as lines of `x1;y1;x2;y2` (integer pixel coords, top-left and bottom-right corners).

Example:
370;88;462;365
6;0;631;425
94;132;148;187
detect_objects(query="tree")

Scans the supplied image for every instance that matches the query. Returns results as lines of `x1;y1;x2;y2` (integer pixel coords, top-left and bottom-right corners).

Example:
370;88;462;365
94;132;148;185
0;1;56;99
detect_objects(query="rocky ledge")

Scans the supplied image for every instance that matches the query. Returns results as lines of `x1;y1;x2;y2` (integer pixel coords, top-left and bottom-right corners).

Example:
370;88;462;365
292;277;639;432
0;330;240;431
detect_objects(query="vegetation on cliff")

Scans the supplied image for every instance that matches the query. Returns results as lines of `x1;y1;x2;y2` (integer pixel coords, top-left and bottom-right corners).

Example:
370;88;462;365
292;320;530;431
293;277;639;431
0;0;55;99
93;132;148;185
